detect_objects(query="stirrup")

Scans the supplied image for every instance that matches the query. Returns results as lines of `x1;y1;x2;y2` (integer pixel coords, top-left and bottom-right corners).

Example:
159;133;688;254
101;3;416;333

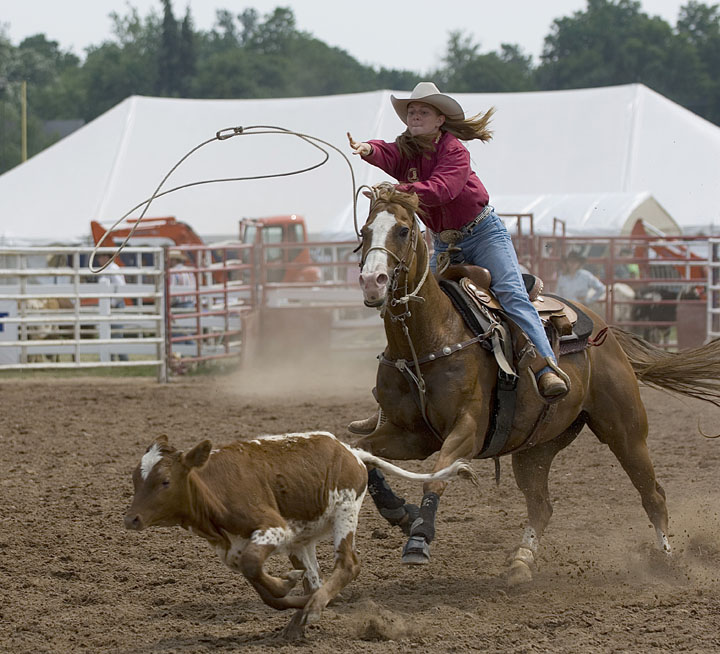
531;358;571;404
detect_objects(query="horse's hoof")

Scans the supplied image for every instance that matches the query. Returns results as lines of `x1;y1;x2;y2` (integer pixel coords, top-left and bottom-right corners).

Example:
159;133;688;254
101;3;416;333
506;560;533;587
402;535;430;565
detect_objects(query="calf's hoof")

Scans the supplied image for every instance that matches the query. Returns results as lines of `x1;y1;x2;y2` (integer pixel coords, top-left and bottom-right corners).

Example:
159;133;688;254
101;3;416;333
278;610;306;642
280;569;304;585
506;560;533;587
300;592;328;626
402;535;430;565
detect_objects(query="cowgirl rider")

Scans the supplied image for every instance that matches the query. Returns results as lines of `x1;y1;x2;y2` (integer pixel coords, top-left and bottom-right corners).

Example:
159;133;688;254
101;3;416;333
347;82;568;434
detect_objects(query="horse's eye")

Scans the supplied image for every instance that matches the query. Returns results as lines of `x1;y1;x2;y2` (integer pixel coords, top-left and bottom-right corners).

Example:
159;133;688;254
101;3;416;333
398;227;410;238
161;480;170;488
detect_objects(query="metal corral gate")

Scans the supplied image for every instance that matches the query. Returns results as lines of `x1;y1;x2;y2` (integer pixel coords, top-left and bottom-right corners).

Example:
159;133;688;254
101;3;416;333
162;243;255;372
0;246;167;378
532;233;710;349
241;239;384;362
0;244;255;380
708;238;720;342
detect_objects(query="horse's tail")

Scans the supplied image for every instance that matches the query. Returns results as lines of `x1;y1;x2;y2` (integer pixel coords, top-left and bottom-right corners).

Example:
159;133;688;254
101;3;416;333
610;326;720;410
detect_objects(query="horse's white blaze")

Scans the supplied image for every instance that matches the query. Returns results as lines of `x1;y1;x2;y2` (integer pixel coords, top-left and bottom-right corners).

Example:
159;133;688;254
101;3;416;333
362;211;396;276
140;443;163;480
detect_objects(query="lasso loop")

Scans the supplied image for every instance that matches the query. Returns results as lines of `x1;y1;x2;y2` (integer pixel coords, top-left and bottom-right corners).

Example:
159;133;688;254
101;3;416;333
90;125;364;273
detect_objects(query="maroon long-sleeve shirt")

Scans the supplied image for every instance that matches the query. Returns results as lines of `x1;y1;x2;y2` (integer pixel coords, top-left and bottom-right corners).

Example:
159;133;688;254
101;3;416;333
364;131;490;232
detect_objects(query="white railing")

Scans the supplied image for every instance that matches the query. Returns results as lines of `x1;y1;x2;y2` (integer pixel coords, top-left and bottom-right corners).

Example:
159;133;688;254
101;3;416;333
0;246;168;380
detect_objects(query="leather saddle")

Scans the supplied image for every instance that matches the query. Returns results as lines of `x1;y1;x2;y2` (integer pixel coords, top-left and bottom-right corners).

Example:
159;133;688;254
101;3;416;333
440;264;580;339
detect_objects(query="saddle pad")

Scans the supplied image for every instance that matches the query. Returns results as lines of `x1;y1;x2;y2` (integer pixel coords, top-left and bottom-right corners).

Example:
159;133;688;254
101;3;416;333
438;279;494;349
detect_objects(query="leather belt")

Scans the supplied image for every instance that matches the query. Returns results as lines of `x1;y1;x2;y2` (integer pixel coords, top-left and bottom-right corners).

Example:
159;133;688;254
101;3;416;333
436;205;492;245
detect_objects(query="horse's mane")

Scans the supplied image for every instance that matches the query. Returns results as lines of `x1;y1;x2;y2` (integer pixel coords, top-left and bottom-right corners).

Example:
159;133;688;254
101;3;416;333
371;186;426;222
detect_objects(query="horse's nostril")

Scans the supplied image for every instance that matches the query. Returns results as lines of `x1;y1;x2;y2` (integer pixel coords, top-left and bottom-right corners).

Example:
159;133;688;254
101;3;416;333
376;273;388;286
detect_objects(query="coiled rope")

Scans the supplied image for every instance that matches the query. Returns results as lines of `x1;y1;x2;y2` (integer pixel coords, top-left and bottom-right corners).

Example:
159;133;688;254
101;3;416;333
90;125;363;273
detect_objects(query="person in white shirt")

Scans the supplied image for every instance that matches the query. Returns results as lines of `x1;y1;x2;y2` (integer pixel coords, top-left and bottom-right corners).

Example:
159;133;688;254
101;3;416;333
96;253;126;308
168;249;196;308
555;251;605;304
96;253;128;360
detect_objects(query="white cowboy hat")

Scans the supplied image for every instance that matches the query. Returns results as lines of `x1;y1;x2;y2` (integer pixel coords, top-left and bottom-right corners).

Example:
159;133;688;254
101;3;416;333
168;249;186;261
391;82;465;124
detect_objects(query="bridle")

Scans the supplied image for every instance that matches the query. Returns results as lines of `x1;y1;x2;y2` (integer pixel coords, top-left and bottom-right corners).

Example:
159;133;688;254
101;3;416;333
357;185;500;444
358;187;441;437
358;184;431;317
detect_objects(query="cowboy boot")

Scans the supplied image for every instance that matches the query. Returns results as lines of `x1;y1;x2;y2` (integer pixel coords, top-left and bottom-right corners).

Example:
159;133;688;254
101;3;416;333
347;408;386;435
537;371;568;399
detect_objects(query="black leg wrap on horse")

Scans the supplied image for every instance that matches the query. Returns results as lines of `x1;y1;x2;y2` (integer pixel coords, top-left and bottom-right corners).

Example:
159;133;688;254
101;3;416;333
368;468;406;517
408;492;440;543
367;468;420;534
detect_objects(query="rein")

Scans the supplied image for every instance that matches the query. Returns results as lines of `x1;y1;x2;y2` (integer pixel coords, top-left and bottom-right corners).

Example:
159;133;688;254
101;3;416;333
361;196;453;442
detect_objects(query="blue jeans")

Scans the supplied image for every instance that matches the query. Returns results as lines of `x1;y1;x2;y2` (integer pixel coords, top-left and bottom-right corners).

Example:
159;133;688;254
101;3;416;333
431;209;556;371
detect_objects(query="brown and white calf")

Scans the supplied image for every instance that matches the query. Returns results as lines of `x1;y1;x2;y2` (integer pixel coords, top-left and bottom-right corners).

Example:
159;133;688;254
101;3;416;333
124;431;475;639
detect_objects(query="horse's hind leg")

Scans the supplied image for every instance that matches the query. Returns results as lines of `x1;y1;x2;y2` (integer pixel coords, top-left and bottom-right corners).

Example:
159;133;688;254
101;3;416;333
508;417;585;586
586;407;670;554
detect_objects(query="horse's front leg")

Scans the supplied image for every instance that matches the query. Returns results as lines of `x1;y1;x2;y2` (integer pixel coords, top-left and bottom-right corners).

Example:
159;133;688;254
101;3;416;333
357;420;437;537
367;467;420;536
402;411;482;565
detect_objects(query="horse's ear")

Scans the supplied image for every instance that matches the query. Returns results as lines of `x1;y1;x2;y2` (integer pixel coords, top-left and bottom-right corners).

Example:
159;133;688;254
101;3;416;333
362;190;372;199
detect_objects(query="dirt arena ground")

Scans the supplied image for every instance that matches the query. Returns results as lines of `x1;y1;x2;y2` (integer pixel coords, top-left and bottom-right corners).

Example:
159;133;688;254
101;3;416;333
2;358;720;654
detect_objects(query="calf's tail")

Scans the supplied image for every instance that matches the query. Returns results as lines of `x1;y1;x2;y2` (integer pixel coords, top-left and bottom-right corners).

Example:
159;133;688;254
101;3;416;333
353;449;478;486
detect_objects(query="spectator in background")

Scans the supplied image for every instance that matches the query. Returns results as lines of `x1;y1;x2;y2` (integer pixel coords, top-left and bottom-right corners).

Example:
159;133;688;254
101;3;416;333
96;252;128;361
615;248;640;280
168;249;196;308
96;253;126;308
555;251;605;304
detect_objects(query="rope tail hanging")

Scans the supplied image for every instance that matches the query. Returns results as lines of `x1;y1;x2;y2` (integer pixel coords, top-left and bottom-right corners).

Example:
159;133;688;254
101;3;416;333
90;125;365;273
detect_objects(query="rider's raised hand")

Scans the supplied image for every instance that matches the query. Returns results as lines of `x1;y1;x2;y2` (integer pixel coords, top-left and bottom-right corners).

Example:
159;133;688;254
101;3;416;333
347;132;372;156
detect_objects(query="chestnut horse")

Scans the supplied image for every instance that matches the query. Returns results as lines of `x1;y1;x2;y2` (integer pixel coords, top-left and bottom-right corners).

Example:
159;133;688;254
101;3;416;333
354;186;720;586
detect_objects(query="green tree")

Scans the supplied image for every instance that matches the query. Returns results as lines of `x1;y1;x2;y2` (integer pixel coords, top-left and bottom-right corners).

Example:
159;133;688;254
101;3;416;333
178;8;197;96
536;0;715;120
435;31;535;92
157;0;180;95
80;8;160;119
15;35;83;120
243;7;297;55
677;1;720;122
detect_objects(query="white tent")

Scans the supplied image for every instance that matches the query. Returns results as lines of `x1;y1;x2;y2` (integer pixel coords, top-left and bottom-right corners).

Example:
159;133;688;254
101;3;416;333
0;83;718;244
494;191;680;235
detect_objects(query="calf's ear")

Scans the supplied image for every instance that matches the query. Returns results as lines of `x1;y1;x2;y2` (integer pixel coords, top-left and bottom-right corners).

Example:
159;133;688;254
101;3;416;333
183;440;212;469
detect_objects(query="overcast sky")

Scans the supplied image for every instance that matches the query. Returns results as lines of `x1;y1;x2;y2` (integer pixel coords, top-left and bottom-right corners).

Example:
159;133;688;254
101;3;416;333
0;1;693;73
